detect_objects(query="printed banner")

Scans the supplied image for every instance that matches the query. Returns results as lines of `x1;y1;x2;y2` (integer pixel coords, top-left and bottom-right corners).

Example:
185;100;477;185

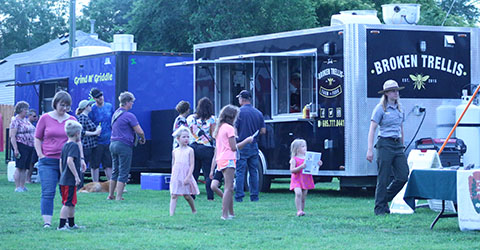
457;170;480;231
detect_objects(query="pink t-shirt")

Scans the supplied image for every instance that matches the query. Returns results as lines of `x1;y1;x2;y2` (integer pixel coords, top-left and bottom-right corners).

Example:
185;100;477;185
215;123;236;161
35;113;77;159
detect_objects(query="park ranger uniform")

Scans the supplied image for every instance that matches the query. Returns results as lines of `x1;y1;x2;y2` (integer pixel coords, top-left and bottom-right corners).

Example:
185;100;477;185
371;102;409;215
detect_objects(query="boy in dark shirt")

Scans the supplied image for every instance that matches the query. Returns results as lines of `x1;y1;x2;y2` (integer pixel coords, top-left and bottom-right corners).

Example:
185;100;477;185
58;120;85;230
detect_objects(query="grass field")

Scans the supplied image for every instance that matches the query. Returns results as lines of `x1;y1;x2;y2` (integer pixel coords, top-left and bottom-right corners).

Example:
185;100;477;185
0;157;478;249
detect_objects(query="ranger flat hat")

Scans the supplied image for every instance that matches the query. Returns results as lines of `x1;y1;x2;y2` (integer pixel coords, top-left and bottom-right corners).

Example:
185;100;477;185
378;79;405;94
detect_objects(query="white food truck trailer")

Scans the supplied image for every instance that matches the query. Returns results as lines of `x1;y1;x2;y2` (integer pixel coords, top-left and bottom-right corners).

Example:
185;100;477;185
168;6;479;191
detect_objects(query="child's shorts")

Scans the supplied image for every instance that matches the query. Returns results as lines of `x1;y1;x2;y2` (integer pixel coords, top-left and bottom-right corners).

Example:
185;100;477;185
217;159;236;171
213;169;224;182
60;185;77;207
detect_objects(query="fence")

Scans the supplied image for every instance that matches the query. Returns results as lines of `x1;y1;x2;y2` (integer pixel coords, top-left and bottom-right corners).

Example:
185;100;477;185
0;104;14;152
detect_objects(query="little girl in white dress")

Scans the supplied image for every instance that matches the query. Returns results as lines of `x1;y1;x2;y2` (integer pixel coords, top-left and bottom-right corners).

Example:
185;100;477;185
170;127;200;216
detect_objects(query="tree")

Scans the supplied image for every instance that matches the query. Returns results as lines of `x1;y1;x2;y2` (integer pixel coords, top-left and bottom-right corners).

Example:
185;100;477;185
77;0;133;42
0;0;68;58
126;0;318;52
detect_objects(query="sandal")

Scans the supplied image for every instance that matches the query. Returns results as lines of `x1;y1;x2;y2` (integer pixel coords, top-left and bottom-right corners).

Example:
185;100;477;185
106;196;115;200
296;211;305;217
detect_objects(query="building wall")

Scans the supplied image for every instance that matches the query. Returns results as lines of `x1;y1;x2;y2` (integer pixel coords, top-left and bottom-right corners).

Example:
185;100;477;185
0;81;15;105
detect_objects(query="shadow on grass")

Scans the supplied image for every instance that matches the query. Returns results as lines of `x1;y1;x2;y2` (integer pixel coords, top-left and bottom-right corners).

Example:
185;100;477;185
267;186;375;198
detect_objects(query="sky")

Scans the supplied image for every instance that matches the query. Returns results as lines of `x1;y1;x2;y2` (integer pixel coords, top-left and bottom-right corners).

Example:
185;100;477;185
76;0;91;16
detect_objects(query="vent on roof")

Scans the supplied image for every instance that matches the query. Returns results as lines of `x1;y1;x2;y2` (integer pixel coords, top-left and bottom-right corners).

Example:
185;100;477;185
64;33;69;38
0;59;7;65
60;39;69;45
58;34;64;39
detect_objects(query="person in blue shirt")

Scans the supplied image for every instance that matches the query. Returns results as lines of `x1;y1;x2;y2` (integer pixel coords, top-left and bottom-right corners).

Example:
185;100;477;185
88;88;115;181
234;90;266;202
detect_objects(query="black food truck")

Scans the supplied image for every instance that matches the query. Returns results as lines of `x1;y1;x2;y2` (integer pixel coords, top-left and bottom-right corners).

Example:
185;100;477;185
168;17;479;191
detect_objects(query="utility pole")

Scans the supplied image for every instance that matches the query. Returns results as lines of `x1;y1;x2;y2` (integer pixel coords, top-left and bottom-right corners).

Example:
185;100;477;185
69;0;76;57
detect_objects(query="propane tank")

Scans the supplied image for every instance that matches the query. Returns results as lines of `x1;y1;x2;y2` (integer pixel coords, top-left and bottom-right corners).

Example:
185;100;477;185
436;100;456;138
456;91;480;166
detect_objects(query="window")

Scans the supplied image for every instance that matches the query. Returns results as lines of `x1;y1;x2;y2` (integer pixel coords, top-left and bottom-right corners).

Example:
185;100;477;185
274;55;316;116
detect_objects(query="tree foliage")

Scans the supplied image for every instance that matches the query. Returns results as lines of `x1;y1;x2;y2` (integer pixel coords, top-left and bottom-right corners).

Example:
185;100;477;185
1;0;480;58
77;0;133;42
0;0;68;58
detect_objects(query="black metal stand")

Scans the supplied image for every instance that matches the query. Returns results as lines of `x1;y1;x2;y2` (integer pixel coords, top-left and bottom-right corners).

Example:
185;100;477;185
430;200;458;229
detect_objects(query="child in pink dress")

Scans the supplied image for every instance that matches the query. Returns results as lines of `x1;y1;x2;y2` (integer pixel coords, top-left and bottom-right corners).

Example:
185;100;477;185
290;139;322;216
212;105;253;220
170;127;200;216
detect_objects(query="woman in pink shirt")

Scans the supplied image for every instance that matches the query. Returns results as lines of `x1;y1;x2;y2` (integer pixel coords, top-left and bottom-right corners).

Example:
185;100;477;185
211;105;253;220
34;91;85;228
10;101;35;192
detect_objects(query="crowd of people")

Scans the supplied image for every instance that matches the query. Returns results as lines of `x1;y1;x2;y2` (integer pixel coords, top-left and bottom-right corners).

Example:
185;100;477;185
8;79;406;230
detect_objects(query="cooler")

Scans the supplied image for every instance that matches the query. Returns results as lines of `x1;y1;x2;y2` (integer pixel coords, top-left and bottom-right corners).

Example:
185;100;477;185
415;138;466;167
141;173;170;190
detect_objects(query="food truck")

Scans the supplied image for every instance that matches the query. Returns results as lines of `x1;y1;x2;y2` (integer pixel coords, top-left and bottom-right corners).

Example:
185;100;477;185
168;7;479;191
13;51;193;181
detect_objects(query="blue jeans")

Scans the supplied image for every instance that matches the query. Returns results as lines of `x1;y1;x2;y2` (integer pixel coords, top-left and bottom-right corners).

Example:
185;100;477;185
38;158;60;216
235;143;260;201
110;141;132;183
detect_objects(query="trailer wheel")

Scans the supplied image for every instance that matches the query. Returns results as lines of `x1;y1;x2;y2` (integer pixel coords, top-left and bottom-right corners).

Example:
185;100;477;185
244;150;271;193
258;150;271;192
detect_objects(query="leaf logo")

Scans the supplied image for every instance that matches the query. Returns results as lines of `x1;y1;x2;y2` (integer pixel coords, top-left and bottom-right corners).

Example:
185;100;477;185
409;74;430;90
468;171;480;214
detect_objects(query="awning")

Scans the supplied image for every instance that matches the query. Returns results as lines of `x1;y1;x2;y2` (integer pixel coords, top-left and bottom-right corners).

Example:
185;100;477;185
165;59;251;67
218;48;317;61
6;77;69;87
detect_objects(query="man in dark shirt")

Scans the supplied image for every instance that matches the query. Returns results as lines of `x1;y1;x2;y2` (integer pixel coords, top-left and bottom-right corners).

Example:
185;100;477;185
234;90;266;202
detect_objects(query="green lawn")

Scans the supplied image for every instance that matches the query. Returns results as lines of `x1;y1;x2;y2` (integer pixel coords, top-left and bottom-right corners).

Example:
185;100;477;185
0;156;478;249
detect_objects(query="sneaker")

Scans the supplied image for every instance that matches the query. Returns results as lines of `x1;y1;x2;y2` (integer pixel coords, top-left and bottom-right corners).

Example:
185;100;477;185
22;187;28;192
228;214;235;219
57;226;69;231
14;187;24;192
43;223;51;229
67;224;86;229
220;216;232;220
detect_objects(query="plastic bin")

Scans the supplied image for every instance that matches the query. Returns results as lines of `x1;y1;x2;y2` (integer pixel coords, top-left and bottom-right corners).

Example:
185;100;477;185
7;161;15;182
141;173;170;190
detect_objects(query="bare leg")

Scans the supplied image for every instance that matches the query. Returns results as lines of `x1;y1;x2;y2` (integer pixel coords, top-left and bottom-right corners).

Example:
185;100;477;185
170;195;178;216
14;168;20;189
108;180;117;199
294;188;303;214
211;179;223;198
67;206;75;218
184;195;197;214
19;169;27;189
26;164;34;183
59;206;68;219
43;215;52;225
222;168;235;219
105;167;112;181
92;168;100;182
116;181;126;200
301;189;308;212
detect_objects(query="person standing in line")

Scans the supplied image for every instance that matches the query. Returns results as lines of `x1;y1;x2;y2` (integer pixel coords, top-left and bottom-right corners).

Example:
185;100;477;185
234;90;266;202
187;97;216;200
212;105;253;219
10;101;35;192
88;88;114;181
35;91;85;228
57;120;86;230
76;100;101;185
26;109;38;183
172;100;190;149
107;91;145;201
366;80;409;216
